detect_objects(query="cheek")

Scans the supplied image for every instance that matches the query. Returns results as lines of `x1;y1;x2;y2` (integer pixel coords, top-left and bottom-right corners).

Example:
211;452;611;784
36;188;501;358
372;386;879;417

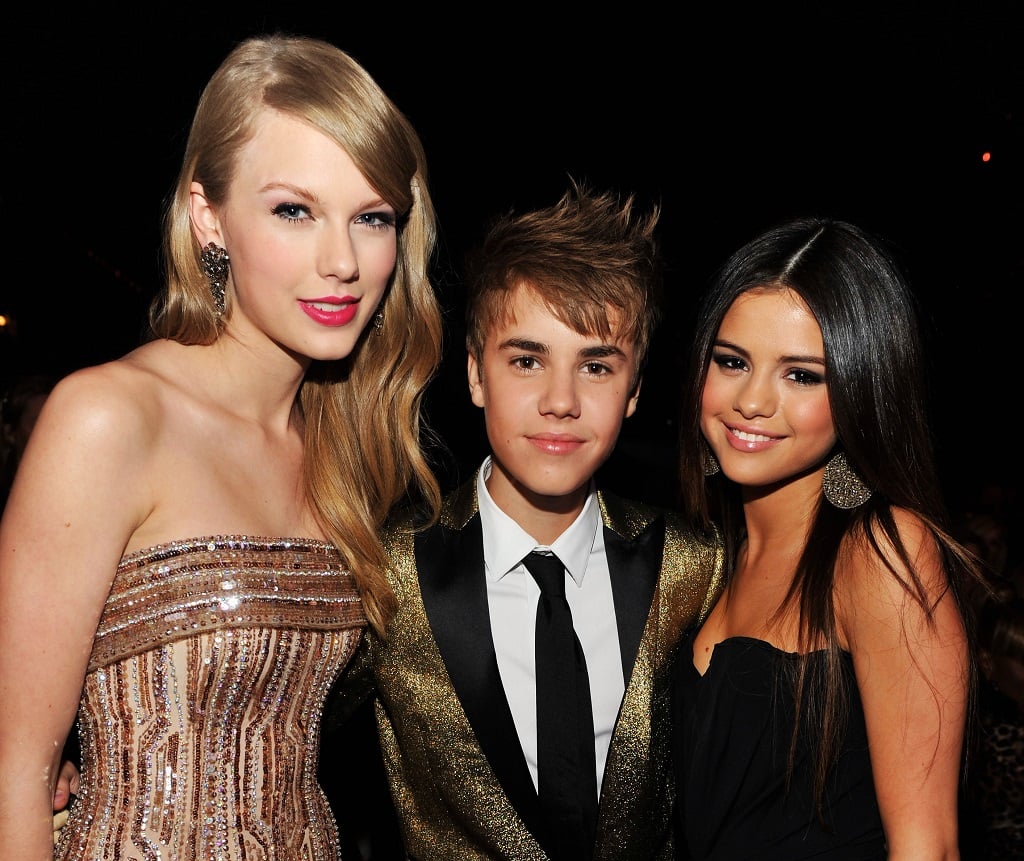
700;376;725;419
481;389;513;437
358;235;398;283
594;396;630;439
789;393;836;440
231;231;294;285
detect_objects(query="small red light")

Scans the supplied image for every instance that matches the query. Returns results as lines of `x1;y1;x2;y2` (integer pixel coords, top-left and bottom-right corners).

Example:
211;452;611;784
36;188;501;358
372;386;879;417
982;151;992;162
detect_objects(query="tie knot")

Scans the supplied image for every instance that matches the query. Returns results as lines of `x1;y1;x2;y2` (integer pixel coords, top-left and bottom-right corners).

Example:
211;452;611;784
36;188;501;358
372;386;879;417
524;551;566;598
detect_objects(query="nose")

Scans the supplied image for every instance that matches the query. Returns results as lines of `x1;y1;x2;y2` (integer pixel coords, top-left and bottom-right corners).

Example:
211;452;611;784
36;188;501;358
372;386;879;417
734;371;776;419
320;224;360;283
538;369;581;419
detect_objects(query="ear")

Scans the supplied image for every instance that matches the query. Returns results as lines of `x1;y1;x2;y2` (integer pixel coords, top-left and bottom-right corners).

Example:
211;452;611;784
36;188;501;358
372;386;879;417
624;375;642;419
467;351;485;409
189;181;223;247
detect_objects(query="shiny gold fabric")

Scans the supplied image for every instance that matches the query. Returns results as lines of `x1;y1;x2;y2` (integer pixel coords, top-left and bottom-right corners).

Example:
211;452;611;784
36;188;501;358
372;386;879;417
55;536;366;861
335;479;724;860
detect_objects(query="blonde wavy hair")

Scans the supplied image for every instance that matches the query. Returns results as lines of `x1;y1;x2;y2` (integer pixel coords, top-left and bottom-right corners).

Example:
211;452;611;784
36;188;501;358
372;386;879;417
151;34;443;634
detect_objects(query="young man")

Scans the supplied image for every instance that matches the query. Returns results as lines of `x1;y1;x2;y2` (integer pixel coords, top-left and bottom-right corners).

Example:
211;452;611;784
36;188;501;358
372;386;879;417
332;183;724;859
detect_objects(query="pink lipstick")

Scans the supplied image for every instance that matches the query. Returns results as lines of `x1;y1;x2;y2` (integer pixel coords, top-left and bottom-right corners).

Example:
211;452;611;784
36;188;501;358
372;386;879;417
298;296;360;327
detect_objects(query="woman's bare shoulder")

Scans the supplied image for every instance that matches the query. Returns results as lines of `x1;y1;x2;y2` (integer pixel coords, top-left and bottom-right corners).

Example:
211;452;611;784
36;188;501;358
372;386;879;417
837;507;951;645
36;342;192;451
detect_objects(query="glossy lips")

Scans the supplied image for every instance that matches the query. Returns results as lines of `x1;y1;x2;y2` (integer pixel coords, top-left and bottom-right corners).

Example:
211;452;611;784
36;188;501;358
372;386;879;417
527;433;585;455
298;297;360;327
723;424;780;453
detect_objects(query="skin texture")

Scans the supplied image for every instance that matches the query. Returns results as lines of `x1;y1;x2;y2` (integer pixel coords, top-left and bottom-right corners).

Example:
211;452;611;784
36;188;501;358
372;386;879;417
467;284;640;545
699;288;836;505
205;108;397;365
693;287;967;859
0;108;398;859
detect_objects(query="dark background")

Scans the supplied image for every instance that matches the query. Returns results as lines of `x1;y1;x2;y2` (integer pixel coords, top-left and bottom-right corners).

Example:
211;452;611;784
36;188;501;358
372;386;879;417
3;4;1022;505
3;5;1022;857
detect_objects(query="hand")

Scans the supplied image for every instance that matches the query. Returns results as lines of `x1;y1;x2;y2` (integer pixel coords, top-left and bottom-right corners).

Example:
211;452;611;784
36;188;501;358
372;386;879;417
52;758;81;844
53;807;69;845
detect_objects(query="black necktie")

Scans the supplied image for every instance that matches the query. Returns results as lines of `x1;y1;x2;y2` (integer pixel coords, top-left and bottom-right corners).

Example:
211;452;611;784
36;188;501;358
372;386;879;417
523;550;598;860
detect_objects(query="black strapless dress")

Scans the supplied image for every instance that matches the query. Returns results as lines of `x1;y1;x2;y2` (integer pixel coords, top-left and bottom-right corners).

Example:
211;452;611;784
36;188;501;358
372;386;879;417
672;633;887;860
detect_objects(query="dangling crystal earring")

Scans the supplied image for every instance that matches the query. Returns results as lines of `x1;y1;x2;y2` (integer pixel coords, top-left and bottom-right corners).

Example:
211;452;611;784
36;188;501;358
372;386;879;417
200;242;230;317
700;439;720;477
372;309;384;335
822;451;872;509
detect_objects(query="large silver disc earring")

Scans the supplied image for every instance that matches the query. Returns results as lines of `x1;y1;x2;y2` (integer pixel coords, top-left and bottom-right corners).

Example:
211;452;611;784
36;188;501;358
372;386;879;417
200;242;230;317
822;451;872;509
701;439;720;477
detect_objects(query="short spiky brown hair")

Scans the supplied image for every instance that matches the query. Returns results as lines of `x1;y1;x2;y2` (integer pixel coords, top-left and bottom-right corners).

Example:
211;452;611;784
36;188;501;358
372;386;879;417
464;180;662;386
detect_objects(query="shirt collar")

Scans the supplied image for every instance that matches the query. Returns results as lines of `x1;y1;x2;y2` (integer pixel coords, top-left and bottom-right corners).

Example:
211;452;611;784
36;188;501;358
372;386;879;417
477;456;600;587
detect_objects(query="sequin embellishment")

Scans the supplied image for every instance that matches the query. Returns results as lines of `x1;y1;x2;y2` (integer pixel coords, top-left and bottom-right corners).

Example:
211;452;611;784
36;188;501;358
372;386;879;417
55;536;366;861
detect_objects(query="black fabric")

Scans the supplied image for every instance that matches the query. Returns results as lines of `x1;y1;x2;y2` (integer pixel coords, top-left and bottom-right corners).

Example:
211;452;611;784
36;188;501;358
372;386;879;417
603;517;663;685
524;551;598;860
672;633;887;860
416;516;543;838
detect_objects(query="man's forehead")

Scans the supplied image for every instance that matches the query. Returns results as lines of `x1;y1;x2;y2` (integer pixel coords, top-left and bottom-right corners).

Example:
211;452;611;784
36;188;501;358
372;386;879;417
497;282;631;340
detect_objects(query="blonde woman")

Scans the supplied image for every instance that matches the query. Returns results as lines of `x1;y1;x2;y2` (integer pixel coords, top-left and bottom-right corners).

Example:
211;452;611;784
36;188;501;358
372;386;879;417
0;34;442;860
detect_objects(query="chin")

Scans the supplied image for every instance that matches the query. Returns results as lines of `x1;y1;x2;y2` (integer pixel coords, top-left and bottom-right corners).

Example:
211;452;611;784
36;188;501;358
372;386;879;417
305;339;360;363
521;475;591;505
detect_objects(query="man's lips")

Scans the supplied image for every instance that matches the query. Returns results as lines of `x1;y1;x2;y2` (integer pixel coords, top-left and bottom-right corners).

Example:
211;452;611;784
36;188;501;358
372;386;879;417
527;434;585;455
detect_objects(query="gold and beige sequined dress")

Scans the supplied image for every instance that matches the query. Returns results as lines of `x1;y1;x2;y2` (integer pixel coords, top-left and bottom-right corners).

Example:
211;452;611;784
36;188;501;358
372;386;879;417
55;536;367;861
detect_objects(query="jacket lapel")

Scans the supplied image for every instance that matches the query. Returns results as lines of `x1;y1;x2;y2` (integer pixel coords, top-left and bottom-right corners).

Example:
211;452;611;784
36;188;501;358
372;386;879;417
416;484;545;839
603;517;663;685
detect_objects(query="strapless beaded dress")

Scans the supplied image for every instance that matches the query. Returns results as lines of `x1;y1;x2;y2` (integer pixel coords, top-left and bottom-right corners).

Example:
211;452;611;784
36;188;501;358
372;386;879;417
54;536;367;861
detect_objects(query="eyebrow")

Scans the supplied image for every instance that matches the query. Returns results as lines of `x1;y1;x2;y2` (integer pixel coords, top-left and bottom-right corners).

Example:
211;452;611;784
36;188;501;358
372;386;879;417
260;181;320;201
784;354;826;367
713;338;825;367
499;337;627;361
259;181;391;212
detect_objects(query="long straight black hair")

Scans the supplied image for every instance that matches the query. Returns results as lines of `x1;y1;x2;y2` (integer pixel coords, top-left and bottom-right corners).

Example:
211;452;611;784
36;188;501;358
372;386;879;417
677;216;982;813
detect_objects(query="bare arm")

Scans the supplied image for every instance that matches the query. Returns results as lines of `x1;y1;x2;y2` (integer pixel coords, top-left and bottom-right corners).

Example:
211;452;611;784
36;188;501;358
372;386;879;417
0;368;149;859
841;510;968;860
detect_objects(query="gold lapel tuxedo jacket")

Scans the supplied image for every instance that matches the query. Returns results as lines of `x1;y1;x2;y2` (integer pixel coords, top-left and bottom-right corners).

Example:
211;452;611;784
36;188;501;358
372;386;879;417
333;477;723;860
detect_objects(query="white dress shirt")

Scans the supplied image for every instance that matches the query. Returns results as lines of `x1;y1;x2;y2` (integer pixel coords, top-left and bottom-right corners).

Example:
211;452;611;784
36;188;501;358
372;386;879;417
477;457;625;797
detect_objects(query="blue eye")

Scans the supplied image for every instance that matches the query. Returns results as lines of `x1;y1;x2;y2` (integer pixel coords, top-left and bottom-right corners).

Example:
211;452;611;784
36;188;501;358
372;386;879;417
271;203;311;221
357;212;396;231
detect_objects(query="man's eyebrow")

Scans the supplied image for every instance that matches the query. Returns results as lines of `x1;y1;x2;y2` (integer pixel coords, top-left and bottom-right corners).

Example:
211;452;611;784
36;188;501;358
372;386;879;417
498;337;547;353
579;345;626;360
495;339;627;360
